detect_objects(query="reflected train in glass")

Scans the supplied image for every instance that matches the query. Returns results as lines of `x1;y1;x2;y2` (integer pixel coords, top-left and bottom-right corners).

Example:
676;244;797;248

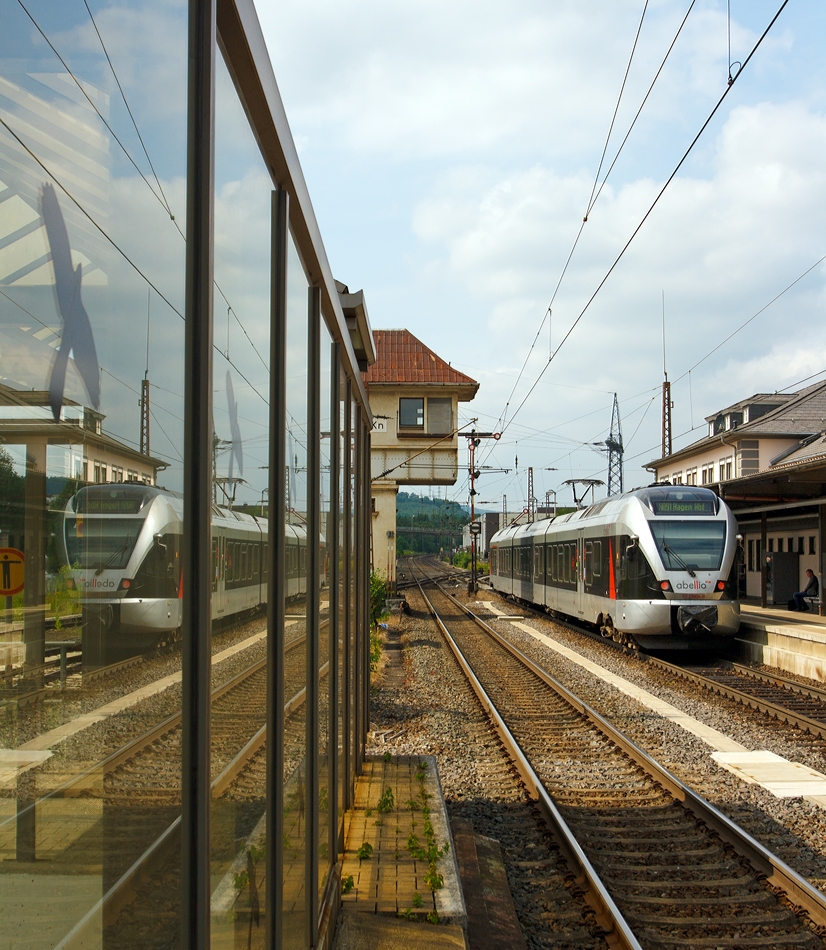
489;486;740;649
62;483;311;654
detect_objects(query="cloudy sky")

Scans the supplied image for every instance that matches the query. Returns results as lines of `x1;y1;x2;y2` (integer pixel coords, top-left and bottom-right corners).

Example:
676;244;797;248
257;0;826;511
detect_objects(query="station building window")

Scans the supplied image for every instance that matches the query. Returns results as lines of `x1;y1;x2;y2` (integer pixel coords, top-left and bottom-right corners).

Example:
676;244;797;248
399;397;424;428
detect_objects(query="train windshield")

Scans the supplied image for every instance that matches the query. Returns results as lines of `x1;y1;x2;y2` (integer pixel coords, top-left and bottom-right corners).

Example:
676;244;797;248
65;517;142;571
649;521;726;571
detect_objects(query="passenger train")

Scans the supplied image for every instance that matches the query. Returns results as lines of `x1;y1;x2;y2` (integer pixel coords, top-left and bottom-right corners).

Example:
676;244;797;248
62;483;311;657
489;485;740;649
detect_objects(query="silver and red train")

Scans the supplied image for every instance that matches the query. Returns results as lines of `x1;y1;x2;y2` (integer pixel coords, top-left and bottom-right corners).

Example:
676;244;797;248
489;485;740;649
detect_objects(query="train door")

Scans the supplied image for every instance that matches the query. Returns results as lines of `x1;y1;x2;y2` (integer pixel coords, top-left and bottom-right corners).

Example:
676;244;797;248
576;530;585;616
214;533;227;616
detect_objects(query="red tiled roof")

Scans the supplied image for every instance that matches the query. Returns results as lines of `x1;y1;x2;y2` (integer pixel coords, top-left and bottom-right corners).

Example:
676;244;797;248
362;330;479;393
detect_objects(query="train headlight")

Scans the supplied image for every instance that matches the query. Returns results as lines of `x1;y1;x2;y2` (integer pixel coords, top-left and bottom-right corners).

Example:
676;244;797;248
659;580;672;592
715;580;726;591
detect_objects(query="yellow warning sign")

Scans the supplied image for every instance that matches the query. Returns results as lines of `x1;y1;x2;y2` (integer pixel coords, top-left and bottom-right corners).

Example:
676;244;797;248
0;548;25;596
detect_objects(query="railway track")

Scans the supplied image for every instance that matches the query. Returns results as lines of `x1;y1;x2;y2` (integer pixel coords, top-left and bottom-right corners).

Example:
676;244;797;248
480;571;826;751
6;619;322;949
411;562;826;949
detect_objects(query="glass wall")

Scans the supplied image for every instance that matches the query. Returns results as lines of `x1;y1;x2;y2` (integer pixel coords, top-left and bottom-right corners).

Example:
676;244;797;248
282;234;310;949
208;50;273;948
0;1;189;947
318;324;333;905
0;2;371;948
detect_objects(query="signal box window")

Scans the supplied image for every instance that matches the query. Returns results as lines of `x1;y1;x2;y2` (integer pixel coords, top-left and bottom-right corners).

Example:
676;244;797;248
399;398;424;428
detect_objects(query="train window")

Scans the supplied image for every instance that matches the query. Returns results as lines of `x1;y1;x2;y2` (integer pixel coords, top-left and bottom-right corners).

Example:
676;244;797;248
225;544;233;583
747;540;754;572
585;541;592;583
253;544;260;577
768;538;774;553
235;542;241;581
810;536;817;555
212;539;219;592
777;538;783;553
593;540;602;578
264;542;268;574
798;537;804;555
788;537;795;554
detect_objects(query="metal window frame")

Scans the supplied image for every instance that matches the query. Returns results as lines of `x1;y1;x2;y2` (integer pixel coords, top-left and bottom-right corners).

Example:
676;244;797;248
181;1;215;947
307;285;321;942
266;187;289;950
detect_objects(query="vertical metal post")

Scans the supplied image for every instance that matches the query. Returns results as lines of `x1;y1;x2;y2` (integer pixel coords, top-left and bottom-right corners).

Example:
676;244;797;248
328;346;341;856
307;286;321;943
342;381;352;812
816;505;826;617
267;187;289;950
354;417;365;772
760;513;768;609
181;0;215;946
360;420;371;760
23;441;46;677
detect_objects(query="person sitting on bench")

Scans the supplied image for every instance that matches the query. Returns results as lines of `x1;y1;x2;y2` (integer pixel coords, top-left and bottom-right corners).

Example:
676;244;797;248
792;570;819;611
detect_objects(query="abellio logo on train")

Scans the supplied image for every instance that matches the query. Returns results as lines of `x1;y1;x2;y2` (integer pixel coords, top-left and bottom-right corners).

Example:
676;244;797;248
79;576;117;589
674;579;712;590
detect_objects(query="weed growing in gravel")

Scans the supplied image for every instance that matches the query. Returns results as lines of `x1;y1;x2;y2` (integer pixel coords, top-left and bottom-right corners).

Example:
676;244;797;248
342;875;354;894
412;892;423;908
377;786;395;813
356;842;373;861
403;763;450;906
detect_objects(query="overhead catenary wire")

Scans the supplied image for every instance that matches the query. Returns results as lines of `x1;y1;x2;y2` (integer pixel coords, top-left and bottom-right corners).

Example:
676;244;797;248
496;1;695;436
14;1;272;396
497;0;790;442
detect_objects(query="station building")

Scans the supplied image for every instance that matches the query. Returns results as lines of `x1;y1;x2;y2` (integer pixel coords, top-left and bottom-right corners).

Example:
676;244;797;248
363;329;478;587
1;2;376;948
647;382;826;609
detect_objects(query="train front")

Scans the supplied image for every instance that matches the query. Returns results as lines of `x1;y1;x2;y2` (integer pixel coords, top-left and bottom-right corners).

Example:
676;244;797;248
63;484;183;664
627;486;740;650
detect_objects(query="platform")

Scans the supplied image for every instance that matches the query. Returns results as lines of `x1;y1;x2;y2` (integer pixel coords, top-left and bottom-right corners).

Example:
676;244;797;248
737;601;826;681
337;755;465;934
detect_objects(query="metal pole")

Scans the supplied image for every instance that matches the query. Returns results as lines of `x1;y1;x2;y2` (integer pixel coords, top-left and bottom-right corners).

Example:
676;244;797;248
267;187;289;950
181;0;215;945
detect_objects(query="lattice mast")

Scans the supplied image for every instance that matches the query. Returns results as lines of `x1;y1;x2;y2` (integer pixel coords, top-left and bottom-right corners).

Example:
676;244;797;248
606;393;624;496
140;292;150;456
661;290;672;458
527;467;535;522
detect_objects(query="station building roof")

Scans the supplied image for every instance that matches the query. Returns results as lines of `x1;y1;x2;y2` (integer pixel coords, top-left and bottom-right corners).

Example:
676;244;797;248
647;380;826;472
362;329;479;399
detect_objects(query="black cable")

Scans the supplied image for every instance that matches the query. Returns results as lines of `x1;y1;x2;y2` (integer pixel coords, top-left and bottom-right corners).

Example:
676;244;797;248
15;1;271;399
586;0;649;217
499;0;790;440
588;0;696;215
497;1;694;436
15;0;174;221
673;252;826;383
81;0;175;221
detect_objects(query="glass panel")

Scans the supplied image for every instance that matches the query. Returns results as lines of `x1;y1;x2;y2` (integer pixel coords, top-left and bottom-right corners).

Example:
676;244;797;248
427;397;452;433
337;370;348;838
0;2;188;946
348;399;358;775
318;324;333;901
283;233;310;949
209;53;272;947
650;521;727;571
399;397;423;428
